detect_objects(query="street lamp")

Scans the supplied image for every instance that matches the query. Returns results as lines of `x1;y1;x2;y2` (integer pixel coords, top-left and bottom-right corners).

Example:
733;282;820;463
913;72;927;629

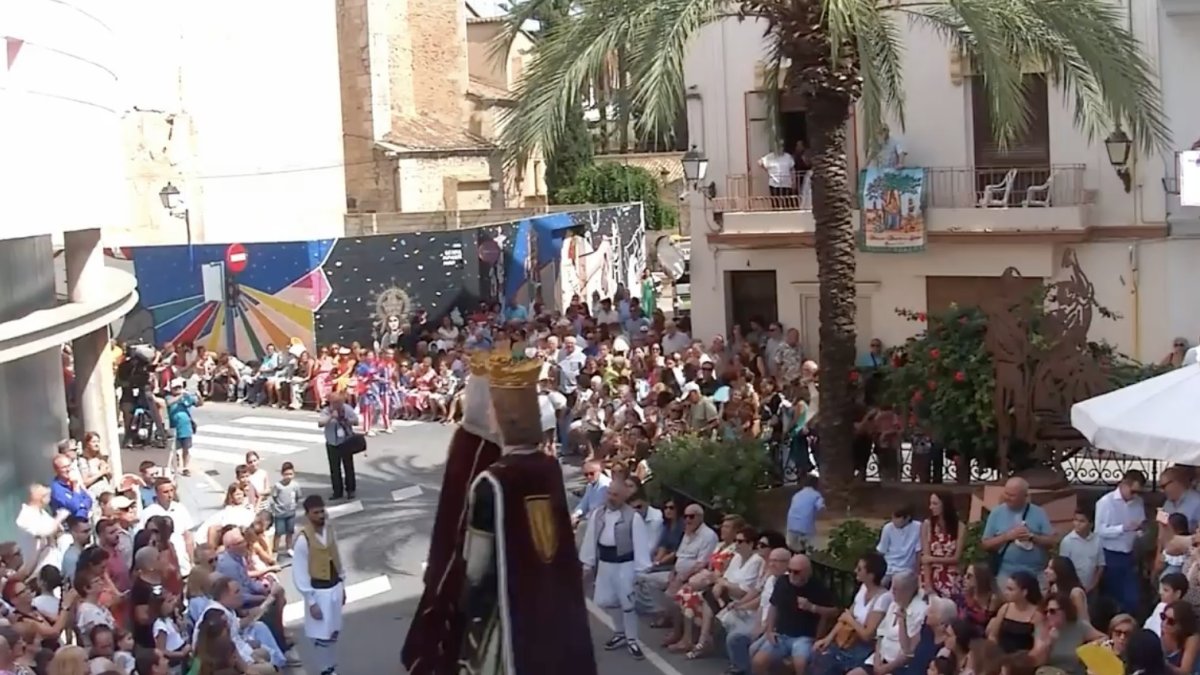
158;182;182;210
1105;128;1133;193
158;182;194;253
680;145;716;198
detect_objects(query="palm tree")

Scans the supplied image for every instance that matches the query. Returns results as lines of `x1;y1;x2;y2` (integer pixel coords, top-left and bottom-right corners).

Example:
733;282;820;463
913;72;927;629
497;0;1169;501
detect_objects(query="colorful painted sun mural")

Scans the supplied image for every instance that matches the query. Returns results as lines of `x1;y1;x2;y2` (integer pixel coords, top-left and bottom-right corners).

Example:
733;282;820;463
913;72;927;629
129;240;335;359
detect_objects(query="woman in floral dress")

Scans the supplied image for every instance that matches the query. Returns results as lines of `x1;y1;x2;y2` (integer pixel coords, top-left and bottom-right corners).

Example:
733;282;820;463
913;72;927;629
666;515;746;653
920;491;964;596
355;351;384;436
312;346;336;406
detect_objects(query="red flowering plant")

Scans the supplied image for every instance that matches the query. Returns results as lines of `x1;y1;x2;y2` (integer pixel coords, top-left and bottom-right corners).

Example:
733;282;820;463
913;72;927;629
882;297;1167;476
882;304;998;472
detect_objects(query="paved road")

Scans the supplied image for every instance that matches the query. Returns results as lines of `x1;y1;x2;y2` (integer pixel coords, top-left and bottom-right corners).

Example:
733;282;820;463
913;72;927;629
179;402;728;675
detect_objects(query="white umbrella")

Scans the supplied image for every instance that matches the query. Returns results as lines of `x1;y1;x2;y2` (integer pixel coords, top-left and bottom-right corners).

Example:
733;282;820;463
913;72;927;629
1070;363;1200;463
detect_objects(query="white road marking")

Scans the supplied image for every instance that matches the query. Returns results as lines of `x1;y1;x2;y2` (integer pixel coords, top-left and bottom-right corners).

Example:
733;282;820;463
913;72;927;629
391;485;423;502
201;424;328;444
234;416;326;430
585;599;684;675
186;436;305;454
187;448;262;465
326;500;363;518
282;575;393;624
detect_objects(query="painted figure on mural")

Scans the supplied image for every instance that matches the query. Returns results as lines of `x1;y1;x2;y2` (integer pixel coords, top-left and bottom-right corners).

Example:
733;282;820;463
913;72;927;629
456;351;597;675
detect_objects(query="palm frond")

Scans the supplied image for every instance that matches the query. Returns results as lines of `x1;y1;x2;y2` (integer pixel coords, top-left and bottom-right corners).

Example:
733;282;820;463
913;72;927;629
897;0;1169;155
901;0;1029;149
838;0;906;156
1022;0;1169;155
488;0;563;65
761;37;786;149
499;0;720;168
626;0;725;142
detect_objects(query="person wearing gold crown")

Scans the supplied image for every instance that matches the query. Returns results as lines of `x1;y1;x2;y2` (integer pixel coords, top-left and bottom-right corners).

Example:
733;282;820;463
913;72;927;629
401;351;503;675
457;352;597;675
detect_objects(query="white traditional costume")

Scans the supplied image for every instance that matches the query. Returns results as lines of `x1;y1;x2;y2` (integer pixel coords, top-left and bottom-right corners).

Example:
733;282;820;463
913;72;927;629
579;501;652;655
293;520;346;675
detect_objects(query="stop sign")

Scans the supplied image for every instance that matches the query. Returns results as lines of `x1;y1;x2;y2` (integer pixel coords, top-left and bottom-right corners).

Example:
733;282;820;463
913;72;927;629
225;243;248;274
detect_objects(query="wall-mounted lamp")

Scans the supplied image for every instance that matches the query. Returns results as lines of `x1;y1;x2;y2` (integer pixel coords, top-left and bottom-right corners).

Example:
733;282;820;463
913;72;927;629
680;145;716;198
1104;128;1133;193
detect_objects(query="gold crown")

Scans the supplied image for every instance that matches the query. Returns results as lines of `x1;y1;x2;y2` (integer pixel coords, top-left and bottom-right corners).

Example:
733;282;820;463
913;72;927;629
467;350;490;376
486;352;543;389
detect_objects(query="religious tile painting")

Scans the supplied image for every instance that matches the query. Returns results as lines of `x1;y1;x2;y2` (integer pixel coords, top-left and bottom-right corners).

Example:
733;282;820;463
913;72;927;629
859;167;927;253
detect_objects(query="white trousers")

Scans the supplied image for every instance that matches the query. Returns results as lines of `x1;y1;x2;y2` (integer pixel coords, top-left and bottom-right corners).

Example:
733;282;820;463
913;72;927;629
594;560;639;642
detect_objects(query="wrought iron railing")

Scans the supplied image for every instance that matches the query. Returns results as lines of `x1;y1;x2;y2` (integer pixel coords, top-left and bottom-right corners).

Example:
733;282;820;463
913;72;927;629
711;165;1088;213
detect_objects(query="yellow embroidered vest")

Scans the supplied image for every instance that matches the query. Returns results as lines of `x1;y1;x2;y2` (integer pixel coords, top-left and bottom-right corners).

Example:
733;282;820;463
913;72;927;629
302;522;342;583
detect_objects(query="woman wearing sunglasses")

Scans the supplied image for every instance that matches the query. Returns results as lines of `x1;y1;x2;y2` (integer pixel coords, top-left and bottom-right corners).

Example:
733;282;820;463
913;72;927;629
1161;601;1200;675
1029;592;1102;675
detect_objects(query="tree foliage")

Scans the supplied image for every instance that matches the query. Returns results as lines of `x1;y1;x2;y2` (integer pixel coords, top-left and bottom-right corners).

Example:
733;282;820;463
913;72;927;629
646;435;772;519
545;105;594;200
880;295;1169;472
556;163;679;230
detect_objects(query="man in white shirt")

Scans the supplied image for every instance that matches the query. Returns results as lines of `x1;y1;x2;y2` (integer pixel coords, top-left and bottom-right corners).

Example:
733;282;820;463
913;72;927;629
661;321;692;357
595;298;621;328
15;484;68;572
1094;469;1147;614
628;485;664;551
195;576;277;675
580;476;653;660
637;504;718;626
869;126;907;168
759;146;797;199
868;571;928;668
138;478;195;577
1183;336;1199;366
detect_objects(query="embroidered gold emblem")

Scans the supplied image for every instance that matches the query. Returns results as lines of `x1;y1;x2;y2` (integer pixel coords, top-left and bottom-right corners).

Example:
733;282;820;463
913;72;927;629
524;495;558;563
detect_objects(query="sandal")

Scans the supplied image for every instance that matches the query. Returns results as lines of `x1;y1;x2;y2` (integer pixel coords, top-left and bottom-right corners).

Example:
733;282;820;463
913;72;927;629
686;640;710;660
667;641;692;654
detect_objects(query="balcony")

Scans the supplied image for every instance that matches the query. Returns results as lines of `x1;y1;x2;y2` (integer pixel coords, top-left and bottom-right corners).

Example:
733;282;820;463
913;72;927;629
708;164;1090;244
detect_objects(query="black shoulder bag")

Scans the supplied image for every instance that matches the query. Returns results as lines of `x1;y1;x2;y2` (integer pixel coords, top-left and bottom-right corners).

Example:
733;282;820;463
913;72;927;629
990;503;1030;575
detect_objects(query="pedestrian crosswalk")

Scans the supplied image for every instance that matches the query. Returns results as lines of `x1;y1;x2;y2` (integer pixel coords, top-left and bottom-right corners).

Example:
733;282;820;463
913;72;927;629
187;414;327;466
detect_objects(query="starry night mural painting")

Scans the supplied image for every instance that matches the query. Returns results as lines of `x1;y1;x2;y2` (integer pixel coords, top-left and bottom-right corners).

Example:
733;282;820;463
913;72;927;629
120;204;645;358
314;232;479;347
126;240;335;359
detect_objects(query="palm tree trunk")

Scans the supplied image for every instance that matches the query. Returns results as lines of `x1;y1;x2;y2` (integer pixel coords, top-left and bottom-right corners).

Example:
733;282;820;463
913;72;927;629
808;94;857;507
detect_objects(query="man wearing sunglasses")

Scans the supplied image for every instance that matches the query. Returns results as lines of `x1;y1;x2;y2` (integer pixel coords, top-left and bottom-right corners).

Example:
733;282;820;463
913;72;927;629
750;554;838;675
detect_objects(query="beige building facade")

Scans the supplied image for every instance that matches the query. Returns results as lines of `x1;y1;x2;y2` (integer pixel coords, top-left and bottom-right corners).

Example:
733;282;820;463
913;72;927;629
683;7;1200;363
337;0;545;216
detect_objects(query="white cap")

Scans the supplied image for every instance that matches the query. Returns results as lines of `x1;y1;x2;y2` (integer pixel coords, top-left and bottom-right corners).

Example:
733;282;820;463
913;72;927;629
677;381;701;402
169;377;185;389
613;335;630;354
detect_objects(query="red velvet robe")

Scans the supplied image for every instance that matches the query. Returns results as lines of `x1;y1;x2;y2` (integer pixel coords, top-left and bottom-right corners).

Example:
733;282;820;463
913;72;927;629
456;450;597;675
401;427;502;675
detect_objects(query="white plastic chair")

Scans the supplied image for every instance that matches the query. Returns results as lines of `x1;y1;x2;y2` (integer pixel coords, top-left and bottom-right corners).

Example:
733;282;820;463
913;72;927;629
1022;171;1057;207
978;168;1017;208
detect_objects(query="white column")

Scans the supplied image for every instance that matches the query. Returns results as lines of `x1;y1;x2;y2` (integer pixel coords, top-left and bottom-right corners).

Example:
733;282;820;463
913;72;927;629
64;228;122;475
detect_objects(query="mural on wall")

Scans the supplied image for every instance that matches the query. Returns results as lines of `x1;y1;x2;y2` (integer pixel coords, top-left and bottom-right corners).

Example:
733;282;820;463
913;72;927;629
313;234;472;348
120;204;645;356
859;167;927;253
128;240;334;358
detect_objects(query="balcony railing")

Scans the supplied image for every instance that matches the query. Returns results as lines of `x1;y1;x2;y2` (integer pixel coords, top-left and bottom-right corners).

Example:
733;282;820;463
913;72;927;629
712;164;1087;213
926;165;1087;208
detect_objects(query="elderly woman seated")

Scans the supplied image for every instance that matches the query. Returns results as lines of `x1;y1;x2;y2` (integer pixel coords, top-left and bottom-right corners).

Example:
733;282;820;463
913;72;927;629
846;573;954;675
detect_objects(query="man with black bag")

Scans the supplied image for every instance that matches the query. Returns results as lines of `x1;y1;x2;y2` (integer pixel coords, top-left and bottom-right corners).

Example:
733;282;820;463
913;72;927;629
317;391;363;501
981;477;1055;581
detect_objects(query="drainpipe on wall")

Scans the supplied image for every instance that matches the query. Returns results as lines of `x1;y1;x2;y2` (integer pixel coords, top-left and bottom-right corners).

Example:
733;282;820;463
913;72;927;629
1128;244;1141;358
